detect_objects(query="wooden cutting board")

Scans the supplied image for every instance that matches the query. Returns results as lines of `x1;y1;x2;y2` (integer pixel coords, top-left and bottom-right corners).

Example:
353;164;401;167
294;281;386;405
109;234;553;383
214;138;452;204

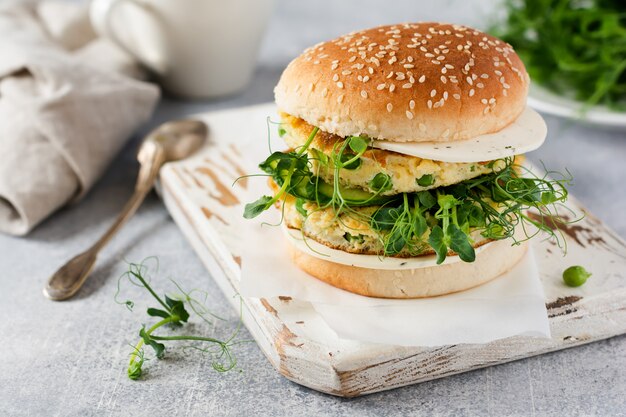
159;103;626;397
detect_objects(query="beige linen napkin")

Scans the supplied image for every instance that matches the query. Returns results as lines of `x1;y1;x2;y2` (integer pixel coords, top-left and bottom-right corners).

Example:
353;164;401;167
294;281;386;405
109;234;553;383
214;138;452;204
0;1;160;235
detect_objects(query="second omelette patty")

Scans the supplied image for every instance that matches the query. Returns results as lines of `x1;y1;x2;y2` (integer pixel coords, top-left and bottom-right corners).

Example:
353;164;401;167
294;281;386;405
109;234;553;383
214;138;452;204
280;112;512;195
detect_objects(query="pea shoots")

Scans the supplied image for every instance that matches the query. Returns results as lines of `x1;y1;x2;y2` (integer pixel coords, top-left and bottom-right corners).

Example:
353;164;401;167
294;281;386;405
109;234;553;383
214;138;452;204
491;0;626;110
242;124;575;264
116;259;243;380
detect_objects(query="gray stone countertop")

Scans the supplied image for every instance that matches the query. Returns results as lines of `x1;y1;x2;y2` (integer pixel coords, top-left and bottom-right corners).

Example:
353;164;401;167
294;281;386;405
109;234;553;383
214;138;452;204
1;1;625;416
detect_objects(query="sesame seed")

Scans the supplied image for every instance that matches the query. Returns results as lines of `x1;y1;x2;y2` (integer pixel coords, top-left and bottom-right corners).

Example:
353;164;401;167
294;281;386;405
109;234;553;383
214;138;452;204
419;123;427;132
442;129;450;138
386;103;393;112
481;98;488;104
313;60;320;65
363;75;370;82
396;72;406;80
453;93;461;100
389;84;396;92
442;67;447;74
361;90;368;98
337;82;344;89
425;53;435;58
332;74;339;82
349;56;357;62
337;94;344;103
377;83;386;90
406;111;414;119
489;98;496;104
443;91;449;100
418;75;426;83
368;67;374;74
430;89;437;97
322;88;328;97
331;63;338;70
402;83;412;89
427;100;433;109
477;82;484;88
342;70;352;75
409;100;415;109
440;76;447;84
437;56;445;61
469;89;475;96
466;76;473;85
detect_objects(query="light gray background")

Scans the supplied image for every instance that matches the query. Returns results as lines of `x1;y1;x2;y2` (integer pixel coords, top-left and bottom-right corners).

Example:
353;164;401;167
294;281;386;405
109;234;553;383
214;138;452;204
1;1;625;416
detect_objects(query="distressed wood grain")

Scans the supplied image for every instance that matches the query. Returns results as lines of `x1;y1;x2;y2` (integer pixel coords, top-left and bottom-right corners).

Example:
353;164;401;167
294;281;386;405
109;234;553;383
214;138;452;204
158;105;626;397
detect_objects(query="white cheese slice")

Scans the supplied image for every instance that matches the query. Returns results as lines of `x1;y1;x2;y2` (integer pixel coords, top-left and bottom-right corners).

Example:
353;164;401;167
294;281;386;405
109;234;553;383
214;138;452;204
282;225;493;271
371;106;547;163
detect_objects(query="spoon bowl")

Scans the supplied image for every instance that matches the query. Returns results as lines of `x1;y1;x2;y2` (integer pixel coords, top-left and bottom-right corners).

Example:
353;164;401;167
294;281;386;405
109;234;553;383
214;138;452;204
147;119;208;162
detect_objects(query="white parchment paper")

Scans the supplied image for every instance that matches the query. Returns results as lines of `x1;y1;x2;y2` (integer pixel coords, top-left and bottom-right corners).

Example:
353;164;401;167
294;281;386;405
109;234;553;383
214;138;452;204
240;208;551;346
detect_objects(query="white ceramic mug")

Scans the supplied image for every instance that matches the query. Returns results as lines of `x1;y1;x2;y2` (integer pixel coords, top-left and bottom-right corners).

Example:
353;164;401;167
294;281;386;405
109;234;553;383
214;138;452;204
90;0;275;98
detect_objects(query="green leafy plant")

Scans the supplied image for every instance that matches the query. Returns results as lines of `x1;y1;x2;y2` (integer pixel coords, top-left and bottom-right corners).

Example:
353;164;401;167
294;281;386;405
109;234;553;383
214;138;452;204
243;124;576;264
116;259;243;380
491;0;626;110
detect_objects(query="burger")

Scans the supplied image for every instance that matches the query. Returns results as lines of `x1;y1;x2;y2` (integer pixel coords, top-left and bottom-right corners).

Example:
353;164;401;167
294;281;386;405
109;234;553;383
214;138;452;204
243;23;569;298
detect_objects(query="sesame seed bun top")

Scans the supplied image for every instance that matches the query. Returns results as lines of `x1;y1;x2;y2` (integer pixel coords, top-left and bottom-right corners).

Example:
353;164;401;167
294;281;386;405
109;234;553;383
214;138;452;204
274;22;530;142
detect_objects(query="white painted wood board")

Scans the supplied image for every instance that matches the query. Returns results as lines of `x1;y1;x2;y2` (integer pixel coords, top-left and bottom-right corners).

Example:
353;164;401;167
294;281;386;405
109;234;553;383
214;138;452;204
159;103;626;397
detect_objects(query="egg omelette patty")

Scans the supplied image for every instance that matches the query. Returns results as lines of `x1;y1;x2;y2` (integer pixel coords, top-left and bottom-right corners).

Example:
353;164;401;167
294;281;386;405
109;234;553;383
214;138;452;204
279;112;516;195
271;180;494;258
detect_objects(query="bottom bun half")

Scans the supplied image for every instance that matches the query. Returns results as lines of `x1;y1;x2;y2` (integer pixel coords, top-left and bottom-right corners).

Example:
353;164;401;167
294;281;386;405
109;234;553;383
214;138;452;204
287;232;528;299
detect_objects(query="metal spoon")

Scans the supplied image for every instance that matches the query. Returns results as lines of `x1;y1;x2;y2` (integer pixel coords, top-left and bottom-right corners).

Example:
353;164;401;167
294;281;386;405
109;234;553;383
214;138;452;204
43;119;208;301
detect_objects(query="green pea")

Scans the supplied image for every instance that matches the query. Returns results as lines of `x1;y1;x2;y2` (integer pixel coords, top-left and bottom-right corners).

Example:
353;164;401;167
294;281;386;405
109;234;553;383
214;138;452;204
369;173;392;192
344;232;365;244
562;265;592;287
416;174;435;187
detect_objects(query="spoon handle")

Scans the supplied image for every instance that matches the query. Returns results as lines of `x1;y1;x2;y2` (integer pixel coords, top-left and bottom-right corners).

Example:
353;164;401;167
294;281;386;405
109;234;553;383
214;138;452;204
91;142;166;252
43;143;166;301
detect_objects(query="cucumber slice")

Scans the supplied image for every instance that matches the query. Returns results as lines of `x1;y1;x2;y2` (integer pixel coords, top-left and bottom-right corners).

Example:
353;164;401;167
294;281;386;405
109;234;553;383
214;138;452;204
315;180;394;206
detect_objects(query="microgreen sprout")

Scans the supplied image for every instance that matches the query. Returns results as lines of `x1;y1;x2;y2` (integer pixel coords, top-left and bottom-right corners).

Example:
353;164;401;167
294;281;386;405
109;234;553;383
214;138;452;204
243;123;577;264
116;259;243;380
491;0;626;110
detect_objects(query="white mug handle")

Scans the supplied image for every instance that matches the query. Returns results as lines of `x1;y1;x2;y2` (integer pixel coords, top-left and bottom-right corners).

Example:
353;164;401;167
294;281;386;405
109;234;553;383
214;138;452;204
89;0;168;73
